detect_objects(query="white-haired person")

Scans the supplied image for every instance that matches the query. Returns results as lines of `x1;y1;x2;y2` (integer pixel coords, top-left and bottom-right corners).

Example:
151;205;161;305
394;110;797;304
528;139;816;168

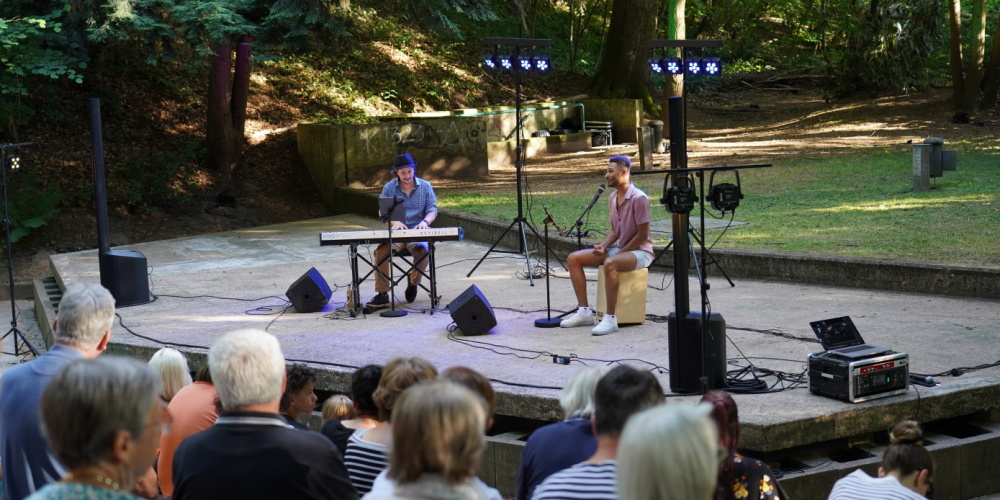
362;380;492;500
828;420;934;500
171;329;357;499
516;365;610;500
26;356;167;500
147;347;192;403
617;404;719;500
344;357;437;495
1;282;115;500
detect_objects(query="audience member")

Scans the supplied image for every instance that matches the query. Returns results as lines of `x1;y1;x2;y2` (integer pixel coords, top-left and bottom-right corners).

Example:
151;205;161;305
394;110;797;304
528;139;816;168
147;347;193;403
26;356;165;500
516;365;610;500
701;391;787;500
322;364;383;457
280;363;319;430
323;395;356;422
171;329;357;499
157;364;219;498
828;420;934;500
344;357;437;495
362;380;492;500
531;365;663;500
1;283;115;500
368;366;502;500
616;404;719;500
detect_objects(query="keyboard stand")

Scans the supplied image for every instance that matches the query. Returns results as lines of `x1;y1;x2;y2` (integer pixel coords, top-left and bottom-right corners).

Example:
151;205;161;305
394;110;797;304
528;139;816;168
351;241;440;316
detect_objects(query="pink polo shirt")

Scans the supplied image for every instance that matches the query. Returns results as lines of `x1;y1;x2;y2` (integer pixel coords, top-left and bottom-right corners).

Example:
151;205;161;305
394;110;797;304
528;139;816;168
609;183;654;255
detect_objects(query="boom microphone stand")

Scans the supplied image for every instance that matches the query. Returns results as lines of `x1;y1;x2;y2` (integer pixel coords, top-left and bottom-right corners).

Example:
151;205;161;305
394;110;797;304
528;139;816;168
0;142;39;357
565;184;606;250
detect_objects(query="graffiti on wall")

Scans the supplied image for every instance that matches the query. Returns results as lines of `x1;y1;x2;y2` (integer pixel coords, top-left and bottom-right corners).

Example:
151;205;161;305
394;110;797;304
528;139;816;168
357;119;488;159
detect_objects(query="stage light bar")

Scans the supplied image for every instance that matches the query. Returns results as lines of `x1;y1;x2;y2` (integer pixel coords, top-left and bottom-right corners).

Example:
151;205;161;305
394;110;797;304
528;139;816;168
483;54;497;70
496;54;513;71
649;58;664;74
663;58;683;75
533;55;551;72
4;155;19;170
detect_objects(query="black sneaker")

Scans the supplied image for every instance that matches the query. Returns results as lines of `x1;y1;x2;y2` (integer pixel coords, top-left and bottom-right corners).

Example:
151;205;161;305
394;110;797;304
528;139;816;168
365;292;390;309
404;283;418;303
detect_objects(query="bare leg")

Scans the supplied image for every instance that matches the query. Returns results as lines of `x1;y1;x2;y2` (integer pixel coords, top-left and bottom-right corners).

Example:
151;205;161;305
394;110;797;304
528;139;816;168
602;252;638;315
567;249;607;308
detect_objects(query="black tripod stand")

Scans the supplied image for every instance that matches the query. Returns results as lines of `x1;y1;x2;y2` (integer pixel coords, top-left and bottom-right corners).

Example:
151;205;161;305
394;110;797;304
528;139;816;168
1;142;39;357
654;225;735;288
468;38;553;286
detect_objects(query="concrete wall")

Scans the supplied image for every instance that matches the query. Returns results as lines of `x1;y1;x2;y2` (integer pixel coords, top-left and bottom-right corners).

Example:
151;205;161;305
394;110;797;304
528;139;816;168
581;99;643;143
488;131;593;168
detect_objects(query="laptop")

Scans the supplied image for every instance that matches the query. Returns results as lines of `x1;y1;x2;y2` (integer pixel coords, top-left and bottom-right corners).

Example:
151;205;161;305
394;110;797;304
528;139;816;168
378;197;406;224
809;316;892;360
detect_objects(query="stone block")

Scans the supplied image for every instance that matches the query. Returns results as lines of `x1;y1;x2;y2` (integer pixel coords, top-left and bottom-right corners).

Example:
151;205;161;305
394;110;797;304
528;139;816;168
480;431;528;499
912;143;931;192
297;123;347;203
959;424;1000;498
581;99;643;143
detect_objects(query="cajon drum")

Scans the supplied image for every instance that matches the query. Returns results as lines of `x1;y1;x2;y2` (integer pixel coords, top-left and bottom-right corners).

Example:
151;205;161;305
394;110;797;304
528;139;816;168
596;265;648;324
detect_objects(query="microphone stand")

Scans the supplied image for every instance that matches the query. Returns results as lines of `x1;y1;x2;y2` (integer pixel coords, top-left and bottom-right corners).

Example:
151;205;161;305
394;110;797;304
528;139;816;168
379;197;406;318
534;213;561;328
566;185;605;250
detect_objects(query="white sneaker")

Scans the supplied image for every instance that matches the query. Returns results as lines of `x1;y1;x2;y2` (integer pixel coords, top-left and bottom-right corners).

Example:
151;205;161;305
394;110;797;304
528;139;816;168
591;315;619;336
561;308;595;328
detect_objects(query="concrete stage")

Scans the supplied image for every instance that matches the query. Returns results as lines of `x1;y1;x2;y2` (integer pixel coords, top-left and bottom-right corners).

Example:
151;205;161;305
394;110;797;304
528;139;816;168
39;214;1000;499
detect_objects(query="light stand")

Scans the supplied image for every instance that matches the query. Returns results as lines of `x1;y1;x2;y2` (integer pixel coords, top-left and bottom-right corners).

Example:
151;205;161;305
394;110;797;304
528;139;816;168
0;142;40;357
468;37;552;286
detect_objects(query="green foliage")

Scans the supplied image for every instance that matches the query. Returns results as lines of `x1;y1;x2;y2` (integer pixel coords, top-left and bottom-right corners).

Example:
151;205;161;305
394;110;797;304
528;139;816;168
109;140;206;211
5;172;62;243
831;0;945;96
409;0;497;38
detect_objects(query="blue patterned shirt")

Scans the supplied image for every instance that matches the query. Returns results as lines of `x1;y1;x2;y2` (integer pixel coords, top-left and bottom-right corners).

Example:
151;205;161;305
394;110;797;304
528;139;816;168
379;177;438;228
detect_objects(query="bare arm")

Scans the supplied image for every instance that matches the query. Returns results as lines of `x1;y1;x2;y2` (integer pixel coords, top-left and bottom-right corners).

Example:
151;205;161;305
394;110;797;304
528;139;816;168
616;222;649;252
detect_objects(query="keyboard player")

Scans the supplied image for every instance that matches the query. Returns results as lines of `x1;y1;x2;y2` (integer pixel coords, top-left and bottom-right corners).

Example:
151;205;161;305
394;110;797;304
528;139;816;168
366;153;438;310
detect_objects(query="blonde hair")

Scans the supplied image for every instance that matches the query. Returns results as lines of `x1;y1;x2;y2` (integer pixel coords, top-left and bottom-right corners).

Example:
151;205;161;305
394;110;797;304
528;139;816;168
617;404;718;500
373;357;438;421
148;347;192;402
322;395;355;421
559;365;610;418
387;380;485;485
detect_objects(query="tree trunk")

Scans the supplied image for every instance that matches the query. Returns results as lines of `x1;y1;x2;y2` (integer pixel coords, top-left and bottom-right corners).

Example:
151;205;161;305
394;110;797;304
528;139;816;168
961;0;987;110
979;24;1000;108
659;0;685;141
948;0;964;102
206;36;252;192
587;0;659;110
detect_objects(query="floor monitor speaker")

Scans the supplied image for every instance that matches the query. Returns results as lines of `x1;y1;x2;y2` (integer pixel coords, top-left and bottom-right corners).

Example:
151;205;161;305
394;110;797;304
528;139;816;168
99;250;150;307
447;285;496;335
286;267;332;313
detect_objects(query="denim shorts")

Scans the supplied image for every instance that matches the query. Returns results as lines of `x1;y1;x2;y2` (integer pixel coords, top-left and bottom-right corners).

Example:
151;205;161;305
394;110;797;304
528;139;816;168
607;247;653;269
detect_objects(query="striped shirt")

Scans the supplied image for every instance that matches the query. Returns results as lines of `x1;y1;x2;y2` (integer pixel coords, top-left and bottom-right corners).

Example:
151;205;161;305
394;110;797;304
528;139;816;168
343;428;389;495
828;469;927;500
530;461;617;500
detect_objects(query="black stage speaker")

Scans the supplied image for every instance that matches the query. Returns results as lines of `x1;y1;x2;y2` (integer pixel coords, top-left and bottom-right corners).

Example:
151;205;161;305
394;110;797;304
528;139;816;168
447;285;496;335
667;311;727;393
99;249;150;307
286;267;332;313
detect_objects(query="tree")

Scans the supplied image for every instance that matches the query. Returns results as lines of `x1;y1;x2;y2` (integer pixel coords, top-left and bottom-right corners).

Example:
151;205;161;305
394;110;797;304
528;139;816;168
960;0;987;110
657;0;685;141
587;0;658;110
948;0;964;101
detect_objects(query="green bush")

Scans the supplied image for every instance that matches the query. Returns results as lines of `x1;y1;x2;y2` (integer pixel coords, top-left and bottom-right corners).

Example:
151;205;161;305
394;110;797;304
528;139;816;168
5;171;62;243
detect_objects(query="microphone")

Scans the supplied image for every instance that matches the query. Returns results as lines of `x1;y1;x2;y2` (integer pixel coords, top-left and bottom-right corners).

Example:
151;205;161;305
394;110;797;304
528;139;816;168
593;184;606;203
542;205;562;232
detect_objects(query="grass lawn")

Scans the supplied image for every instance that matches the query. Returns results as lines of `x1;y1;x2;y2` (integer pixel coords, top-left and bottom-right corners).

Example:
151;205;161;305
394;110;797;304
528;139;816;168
435;148;1000;268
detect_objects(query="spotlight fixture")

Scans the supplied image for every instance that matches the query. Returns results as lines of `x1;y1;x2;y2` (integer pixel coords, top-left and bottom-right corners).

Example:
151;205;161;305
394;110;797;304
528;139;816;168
5;155;19;170
708;169;743;213
703;58;722;77
483;53;497;70
532;55;551;72
686;58;703;76
649;58;665;74
517;55;533;72
496;53;513;71
662;175;697;215
663;58;683;75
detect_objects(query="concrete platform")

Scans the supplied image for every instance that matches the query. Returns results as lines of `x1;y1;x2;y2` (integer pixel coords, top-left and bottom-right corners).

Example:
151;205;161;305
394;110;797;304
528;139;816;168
42;214;1000;499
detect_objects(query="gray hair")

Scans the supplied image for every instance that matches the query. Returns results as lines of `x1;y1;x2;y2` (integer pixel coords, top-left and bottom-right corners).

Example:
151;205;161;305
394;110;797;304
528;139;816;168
40;356;161;469
148;347;193;402
617;403;718;500
559;365;611;418
209;328;285;410
55;282;116;349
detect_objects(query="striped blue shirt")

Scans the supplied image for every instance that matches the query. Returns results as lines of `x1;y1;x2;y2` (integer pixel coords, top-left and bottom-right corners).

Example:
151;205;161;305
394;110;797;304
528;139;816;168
380;177;438;228
531;461;617;500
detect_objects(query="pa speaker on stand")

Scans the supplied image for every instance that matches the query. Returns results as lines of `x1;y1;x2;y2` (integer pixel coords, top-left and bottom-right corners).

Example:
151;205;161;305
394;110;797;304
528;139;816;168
667;311;727;393
286;267;332;313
